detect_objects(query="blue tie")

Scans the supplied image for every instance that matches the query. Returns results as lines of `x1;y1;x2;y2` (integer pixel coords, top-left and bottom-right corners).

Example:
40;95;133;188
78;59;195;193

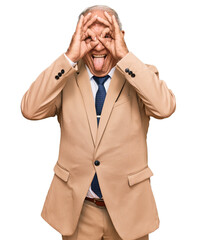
91;75;110;199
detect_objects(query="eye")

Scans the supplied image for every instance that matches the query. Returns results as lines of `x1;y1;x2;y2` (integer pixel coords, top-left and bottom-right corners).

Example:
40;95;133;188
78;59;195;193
85;36;92;41
104;34;111;38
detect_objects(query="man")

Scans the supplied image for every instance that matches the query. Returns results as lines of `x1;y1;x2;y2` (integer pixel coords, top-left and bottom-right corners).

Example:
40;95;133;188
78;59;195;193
20;5;176;240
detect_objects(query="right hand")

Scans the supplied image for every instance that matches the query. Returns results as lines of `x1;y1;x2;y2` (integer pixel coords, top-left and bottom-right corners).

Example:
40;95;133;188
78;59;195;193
65;13;99;62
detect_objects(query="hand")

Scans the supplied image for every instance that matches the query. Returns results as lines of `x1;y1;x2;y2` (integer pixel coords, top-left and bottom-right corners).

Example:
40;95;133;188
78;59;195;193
97;12;129;61
66;13;99;62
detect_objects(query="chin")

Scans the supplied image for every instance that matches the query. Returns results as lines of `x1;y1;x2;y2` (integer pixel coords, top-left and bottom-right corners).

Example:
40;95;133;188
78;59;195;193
87;66;109;77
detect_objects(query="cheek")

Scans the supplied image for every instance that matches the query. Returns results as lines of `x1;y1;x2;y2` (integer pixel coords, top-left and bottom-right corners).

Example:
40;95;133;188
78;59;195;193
85;39;91;44
106;54;113;63
104;55;115;69
83;54;94;67
106;38;112;42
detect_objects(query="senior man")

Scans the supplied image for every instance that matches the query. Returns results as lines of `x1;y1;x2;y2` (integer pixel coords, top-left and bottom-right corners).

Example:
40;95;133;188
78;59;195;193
21;5;176;240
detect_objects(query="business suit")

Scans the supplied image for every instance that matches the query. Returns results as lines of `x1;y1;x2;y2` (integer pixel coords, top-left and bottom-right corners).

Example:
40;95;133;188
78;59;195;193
21;51;176;240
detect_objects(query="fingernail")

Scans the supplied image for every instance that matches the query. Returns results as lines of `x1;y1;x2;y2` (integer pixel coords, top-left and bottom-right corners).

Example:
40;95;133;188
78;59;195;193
94;37;97;40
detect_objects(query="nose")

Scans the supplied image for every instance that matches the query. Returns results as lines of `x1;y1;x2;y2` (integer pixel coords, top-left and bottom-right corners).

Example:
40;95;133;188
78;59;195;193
94;40;105;51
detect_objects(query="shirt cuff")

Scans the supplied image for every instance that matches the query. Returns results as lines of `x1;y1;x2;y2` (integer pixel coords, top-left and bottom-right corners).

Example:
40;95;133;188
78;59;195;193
64;53;77;67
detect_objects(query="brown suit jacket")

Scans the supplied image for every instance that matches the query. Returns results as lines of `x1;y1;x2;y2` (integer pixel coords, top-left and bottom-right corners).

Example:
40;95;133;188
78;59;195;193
20;52;176;240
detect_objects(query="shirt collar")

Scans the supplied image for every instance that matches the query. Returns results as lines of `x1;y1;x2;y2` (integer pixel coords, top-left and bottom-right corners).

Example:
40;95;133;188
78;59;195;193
85;64;116;80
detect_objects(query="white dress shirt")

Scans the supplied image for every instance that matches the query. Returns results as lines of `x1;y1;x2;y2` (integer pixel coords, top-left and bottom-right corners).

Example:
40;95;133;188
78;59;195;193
64;53;115;199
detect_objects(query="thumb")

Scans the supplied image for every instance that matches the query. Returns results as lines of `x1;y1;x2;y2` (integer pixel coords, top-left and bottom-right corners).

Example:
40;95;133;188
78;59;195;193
98;36;111;51
87;39;99;51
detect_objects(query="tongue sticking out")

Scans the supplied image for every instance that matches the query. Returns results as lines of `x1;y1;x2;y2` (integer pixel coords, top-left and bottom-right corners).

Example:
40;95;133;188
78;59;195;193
93;57;105;71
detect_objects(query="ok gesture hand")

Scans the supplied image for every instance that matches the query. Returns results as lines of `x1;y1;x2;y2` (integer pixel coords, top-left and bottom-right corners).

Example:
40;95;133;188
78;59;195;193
97;11;129;61
66;13;99;62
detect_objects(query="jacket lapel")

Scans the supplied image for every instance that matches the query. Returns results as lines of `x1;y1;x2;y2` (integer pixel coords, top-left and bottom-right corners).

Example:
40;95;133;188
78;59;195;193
76;60;98;146
76;59;126;149
95;68;126;150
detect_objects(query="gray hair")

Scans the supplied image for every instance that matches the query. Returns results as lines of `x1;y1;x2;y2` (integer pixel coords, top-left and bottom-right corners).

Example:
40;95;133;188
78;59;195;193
78;5;122;30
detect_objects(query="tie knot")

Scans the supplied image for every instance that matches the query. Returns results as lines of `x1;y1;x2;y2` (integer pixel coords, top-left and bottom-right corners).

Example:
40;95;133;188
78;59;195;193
93;75;110;85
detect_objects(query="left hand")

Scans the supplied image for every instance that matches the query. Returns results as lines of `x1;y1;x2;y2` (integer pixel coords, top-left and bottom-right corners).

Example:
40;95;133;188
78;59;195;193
97;11;129;61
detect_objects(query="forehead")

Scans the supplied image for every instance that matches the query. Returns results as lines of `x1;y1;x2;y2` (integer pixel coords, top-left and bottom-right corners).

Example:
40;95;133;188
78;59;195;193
86;9;112;18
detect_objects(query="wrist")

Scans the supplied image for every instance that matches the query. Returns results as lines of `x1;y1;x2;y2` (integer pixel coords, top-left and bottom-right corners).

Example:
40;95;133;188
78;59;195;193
118;50;129;61
65;51;78;63
64;53;77;67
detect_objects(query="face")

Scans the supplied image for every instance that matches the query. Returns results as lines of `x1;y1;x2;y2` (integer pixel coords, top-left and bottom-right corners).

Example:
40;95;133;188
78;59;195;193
82;10;117;77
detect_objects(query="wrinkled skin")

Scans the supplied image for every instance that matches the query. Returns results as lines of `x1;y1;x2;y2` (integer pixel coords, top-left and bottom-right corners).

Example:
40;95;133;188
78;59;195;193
66;10;129;77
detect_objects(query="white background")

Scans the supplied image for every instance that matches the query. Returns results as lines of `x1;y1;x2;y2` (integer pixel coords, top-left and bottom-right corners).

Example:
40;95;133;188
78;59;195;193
0;0;196;239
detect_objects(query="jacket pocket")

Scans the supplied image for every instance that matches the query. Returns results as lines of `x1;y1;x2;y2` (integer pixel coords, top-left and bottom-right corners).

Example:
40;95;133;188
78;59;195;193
53;162;70;182
128;166;153;187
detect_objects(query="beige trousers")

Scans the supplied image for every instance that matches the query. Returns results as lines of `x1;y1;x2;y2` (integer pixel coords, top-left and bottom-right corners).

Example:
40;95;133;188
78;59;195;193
62;199;149;240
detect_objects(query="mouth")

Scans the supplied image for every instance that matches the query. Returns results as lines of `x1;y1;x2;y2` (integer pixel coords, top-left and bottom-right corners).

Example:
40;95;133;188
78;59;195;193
92;54;107;59
91;54;107;71
89;54;108;71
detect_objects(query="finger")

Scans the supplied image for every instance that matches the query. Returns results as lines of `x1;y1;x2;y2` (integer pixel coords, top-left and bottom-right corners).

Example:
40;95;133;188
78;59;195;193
98;36;111;50
86;39;100;51
96;16;113;31
83;12;92;25
104;11;112;24
101;27;114;39
82;28;97;41
83;15;98;32
76;14;84;34
101;27;110;37
112;15;120;36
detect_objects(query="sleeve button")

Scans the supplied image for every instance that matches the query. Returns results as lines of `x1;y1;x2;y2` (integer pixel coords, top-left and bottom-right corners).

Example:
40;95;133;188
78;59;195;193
55;75;59;80
61;69;65;74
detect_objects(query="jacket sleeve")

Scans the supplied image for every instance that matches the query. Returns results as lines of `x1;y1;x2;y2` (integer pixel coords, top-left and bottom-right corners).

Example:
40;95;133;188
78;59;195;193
116;52;176;119
20;53;76;120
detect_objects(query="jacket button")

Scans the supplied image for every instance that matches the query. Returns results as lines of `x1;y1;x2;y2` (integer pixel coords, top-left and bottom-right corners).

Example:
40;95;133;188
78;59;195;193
55;75;59;80
61;69;65;74
128;70;135;78
94;160;100;166
125;68;130;73
58;72;62;77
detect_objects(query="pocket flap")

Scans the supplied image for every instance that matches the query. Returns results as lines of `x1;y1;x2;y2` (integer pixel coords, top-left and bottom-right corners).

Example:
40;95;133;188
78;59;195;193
53;162;70;182
128;166;153;187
